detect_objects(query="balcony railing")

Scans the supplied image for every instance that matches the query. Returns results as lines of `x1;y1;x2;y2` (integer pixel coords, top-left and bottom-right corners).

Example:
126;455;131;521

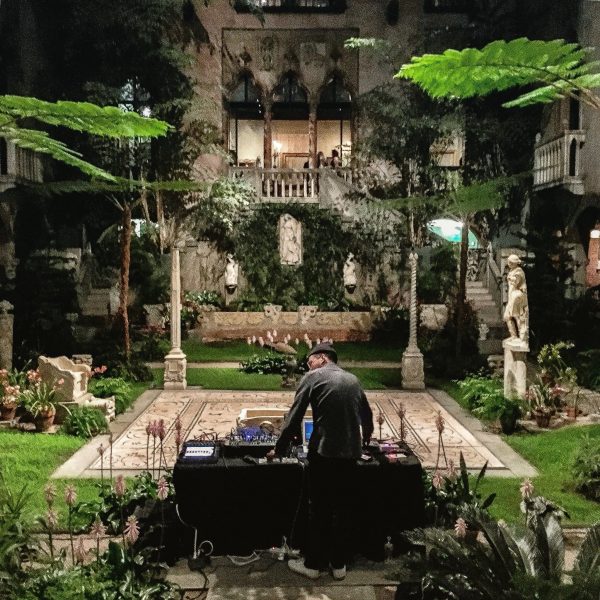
234;0;347;13
424;0;471;13
0;140;43;190
231;167;321;202
533;130;585;195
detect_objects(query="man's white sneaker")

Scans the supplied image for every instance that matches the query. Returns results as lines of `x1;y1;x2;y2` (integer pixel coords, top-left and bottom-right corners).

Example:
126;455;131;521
331;565;346;580
287;558;321;580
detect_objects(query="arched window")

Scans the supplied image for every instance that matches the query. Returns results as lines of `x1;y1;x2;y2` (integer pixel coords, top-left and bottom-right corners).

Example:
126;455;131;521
229;74;263;119
272;73;309;119
318;75;351;119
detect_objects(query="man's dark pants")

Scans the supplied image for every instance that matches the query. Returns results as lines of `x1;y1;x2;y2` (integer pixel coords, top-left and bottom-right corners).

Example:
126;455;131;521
304;452;357;571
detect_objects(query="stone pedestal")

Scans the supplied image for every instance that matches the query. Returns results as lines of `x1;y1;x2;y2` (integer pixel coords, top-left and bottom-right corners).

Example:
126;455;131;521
0;301;14;370
401;348;425;390
164;349;188;390
503;338;529;399
164;246;187;390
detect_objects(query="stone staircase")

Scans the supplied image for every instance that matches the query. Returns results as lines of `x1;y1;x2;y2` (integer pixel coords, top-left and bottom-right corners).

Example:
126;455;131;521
466;280;503;356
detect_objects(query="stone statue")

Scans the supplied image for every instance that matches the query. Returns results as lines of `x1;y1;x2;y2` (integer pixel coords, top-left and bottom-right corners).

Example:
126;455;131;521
503;254;529;344
279;214;302;265
343;252;357;292
224;253;239;293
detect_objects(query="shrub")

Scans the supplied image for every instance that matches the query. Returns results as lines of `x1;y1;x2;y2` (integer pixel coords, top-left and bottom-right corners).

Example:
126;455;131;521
133;326;170;361
240;353;290;375
371;305;410;345
575;349;600;391
573;435;600;501
89;377;133;414
62;406;107;438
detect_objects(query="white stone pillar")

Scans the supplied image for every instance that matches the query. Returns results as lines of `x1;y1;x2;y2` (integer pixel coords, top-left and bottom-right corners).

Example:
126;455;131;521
402;252;425;390
164;245;187;389
503;338;528;399
0;300;14;370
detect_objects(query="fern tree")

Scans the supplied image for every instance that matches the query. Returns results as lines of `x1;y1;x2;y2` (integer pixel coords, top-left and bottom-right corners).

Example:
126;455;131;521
397;37;600;110
0;95;170;181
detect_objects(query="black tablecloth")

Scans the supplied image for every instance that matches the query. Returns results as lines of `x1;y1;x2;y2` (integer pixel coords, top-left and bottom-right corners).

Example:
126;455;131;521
173;448;425;559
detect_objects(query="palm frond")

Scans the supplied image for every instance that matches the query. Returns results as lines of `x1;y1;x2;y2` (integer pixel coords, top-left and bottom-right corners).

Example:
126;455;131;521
573;522;600;579
0;95;171;138
397;38;600;109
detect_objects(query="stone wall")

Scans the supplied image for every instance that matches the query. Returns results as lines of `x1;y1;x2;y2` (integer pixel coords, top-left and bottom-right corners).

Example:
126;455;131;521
193;305;373;341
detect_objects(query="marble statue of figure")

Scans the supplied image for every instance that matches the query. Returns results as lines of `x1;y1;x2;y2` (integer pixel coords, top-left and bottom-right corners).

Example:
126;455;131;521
225;254;239;287
343;253;357;288
279;214;302;265
503;254;529;343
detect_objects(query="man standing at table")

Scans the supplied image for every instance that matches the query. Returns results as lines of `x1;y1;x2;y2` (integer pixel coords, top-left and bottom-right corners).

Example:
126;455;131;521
267;342;374;580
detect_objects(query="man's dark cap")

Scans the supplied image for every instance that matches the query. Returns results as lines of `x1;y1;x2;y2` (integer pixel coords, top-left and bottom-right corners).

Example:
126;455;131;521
307;342;338;363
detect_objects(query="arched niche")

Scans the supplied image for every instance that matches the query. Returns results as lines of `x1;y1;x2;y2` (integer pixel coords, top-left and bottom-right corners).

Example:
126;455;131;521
227;73;265;167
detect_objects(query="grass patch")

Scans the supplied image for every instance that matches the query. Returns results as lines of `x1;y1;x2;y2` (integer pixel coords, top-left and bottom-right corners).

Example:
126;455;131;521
0;430;101;529
154;367;402;390
181;339;404;363
0;382;150;529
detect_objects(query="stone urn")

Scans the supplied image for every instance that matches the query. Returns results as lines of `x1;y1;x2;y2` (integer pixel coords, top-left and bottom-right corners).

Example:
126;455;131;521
34;406;56;432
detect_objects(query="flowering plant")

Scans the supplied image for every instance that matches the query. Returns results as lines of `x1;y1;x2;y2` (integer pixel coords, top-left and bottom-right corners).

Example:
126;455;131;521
525;376;562;415
0;368;25;409
20;370;63;416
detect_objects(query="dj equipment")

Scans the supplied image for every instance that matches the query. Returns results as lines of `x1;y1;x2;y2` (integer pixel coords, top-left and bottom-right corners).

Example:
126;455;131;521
180;440;220;464
222;427;279;458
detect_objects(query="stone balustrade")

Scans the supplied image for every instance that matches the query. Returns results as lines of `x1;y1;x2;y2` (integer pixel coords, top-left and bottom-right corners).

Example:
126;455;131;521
533;130;585;195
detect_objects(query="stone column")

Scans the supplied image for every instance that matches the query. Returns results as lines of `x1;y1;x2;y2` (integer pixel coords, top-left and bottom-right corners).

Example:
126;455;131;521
164;245;187;390
0;300;14;370
402;252;425;390
264;102;273;169
586;228;600;288
503;338;528;399
308;105;317;167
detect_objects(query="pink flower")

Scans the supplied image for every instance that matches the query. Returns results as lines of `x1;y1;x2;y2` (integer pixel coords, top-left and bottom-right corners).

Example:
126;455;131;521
520;478;534;499
175;429;182;449
258;337;264;347
175;415;182;432
397;403;406;420
377;411;385;426
446;459;458;482
97;444;105;457
316;338;321;345
56;378;65;386
74;536;87;564
64;484;77;507
295;338;300;346
114;475;126;498
454;517;468;538
145;422;152;436
307;339;313;349
252;336;256;344
435;412;445;434
273;329;278;338
90;518;106;540
247;337;252;345
46;508;58;530
158;419;166;440
124;515;140;545
44;483;57;506
157;477;169;501
432;470;444;489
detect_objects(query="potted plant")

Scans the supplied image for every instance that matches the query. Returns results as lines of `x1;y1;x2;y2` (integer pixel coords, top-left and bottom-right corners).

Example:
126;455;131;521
472;391;523;434
21;379;62;432
0;368;24;421
526;379;553;428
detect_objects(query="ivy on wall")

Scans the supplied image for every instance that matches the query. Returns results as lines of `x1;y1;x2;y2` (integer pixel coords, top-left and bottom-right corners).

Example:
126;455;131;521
230;204;387;311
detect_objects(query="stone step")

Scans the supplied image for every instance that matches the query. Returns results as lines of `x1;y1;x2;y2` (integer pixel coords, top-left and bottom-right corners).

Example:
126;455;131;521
466;281;484;288
475;307;502;321
465;286;489;294
470;300;497;308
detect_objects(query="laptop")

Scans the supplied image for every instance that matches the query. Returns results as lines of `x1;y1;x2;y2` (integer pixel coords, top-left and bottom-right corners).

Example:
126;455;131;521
302;419;313;446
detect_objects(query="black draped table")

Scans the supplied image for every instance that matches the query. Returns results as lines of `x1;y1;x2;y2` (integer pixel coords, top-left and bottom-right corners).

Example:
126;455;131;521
173;445;425;559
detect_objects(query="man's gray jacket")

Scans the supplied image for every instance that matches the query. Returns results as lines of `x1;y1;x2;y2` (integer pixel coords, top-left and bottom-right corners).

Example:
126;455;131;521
274;362;374;459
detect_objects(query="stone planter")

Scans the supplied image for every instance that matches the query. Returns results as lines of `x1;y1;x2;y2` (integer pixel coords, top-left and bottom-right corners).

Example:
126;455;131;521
534;410;551;428
34;408;56;432
0;405;17;421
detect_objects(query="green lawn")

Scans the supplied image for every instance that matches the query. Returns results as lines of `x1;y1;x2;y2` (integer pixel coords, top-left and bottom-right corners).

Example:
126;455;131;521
180;339;403;363
0;430;102;529
154;367;403;390
479;425;600;526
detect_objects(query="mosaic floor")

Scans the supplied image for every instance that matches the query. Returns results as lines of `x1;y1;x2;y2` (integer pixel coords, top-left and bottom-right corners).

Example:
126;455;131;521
88;390;504;472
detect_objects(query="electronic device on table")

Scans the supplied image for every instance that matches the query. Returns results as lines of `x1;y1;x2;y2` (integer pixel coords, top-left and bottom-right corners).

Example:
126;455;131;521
180;440;220;464
222;426;279;458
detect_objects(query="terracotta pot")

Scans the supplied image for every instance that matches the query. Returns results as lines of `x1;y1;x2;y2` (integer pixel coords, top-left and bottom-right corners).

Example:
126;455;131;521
565;406;578;418
0;405;17;421
34;409;56;432
534;411;551;428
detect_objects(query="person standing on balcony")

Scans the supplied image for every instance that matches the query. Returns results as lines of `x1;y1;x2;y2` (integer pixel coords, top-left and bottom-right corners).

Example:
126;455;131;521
330;149;340;168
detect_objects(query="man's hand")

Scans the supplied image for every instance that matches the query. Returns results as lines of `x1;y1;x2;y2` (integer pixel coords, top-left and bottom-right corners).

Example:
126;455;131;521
266;449;276;460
